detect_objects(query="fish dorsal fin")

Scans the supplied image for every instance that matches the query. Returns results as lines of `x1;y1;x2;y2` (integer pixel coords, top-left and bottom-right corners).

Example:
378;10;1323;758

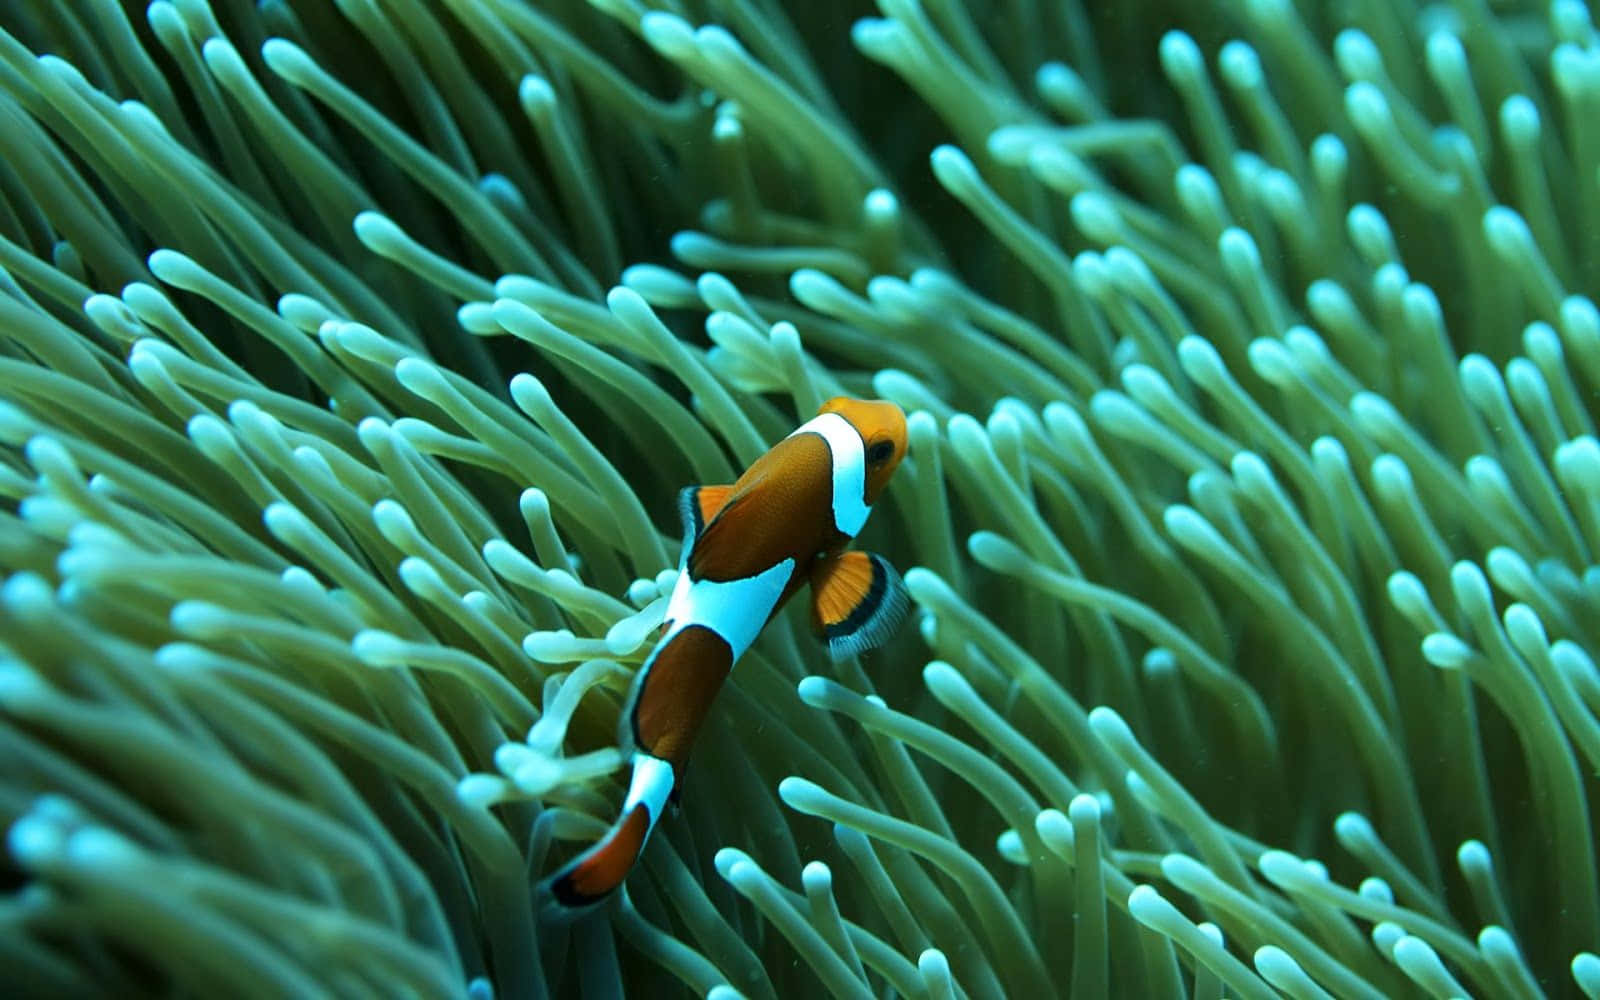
809;551;910;660
687;433;835;582
677;485;736;557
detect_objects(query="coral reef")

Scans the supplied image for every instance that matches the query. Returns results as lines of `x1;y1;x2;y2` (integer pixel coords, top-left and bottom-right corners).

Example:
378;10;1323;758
1;0;1598;996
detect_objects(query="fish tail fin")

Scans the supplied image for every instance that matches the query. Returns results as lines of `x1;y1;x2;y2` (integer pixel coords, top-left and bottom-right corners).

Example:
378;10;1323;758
542;754;675;914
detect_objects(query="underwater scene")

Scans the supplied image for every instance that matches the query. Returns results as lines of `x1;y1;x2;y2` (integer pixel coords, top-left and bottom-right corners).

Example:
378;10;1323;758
1;0;1598;997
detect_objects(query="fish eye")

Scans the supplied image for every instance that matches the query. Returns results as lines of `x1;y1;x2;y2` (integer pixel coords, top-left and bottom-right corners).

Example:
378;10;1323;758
866;440;895;464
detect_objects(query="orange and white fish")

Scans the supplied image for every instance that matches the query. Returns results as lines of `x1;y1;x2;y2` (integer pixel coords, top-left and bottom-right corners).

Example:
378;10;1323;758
544;397;911;911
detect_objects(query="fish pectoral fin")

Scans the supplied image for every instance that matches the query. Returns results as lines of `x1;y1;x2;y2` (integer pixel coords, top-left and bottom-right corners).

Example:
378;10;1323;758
809;550;910;661
677;484;737;553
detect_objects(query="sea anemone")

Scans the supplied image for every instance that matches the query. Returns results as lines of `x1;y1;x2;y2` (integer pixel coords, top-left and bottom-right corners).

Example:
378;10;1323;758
2;0;1598;997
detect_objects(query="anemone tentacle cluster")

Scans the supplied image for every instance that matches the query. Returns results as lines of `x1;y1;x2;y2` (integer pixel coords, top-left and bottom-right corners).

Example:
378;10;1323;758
1;0;1598;997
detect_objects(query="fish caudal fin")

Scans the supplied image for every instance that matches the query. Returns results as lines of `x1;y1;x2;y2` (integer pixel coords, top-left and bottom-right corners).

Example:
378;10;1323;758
810;550;910;660
541;753;676;914
544;802;652;910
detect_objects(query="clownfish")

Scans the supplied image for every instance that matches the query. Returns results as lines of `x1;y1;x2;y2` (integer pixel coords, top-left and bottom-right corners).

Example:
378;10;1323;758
543;397;911;911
